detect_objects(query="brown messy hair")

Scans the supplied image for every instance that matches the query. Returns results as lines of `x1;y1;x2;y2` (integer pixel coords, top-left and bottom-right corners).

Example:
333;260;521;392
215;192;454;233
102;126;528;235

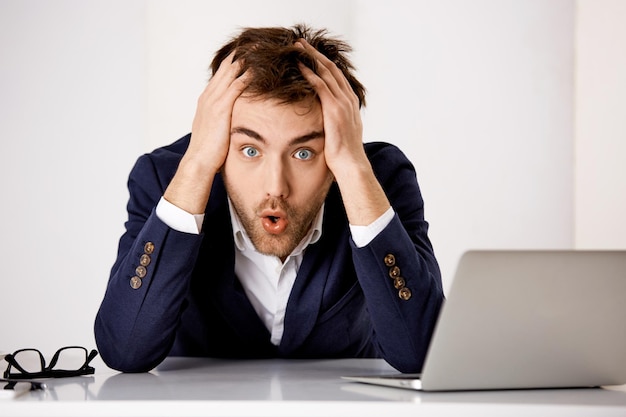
210;24;366;107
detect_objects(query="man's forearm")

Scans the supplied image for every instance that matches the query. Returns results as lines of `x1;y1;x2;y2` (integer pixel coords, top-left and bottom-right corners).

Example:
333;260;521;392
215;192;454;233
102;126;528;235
163;156;217;215
352;215;444;373
95;212;203;372
333;160;391;227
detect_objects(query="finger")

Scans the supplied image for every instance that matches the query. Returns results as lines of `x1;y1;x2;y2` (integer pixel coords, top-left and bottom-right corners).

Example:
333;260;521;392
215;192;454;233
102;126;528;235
204;51;243;92
199;52;245;104
225;68;251;101
296;40;359;112
296;39;353;95
299;58;360;124
298;62;334;103
295;40;341;94
215;50;240;77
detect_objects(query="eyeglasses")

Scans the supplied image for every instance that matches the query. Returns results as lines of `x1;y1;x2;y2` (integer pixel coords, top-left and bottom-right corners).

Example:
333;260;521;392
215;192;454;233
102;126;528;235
3;346;98;380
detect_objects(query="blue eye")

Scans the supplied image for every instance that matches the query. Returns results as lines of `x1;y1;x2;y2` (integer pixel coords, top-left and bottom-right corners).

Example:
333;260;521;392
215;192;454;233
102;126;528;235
294;149;313;160
242;146;259;158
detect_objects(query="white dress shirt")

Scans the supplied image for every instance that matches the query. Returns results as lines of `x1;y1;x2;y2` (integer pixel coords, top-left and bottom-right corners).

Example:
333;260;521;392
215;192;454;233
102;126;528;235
156;196;394;345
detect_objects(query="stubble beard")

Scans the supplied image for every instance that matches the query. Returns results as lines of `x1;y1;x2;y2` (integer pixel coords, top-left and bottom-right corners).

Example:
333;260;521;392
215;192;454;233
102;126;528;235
224;177;333;260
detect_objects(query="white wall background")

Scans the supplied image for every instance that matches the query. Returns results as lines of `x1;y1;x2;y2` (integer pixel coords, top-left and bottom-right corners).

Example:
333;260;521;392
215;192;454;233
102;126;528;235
575;0;626;248
1;0;624;355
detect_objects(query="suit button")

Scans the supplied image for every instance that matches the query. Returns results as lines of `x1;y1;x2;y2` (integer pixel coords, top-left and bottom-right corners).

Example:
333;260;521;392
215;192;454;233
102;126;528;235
398;287;412;301
130;276;142;289
389;266;401;279
144;242;155;254
393;277;406;290
135;265;147;278
384;254;396;267
139;254;151;267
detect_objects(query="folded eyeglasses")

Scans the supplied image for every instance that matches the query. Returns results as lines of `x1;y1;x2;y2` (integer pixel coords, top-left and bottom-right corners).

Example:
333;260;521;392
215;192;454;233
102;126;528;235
3;346;98;380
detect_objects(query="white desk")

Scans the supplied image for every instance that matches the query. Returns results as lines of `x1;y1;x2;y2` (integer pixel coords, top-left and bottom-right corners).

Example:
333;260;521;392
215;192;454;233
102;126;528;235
2;357;626;416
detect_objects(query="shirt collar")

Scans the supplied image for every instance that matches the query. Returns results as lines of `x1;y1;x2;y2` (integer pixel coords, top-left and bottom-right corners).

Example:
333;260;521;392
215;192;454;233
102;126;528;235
228;199;324;257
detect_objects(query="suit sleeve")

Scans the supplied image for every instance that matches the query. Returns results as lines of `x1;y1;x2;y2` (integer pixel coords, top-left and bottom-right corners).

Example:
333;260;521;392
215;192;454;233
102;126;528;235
352;143;444;373
94;153;203;372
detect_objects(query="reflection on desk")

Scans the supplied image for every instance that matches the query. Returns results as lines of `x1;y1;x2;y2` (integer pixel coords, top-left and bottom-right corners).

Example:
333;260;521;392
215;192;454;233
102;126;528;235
2;357;626;417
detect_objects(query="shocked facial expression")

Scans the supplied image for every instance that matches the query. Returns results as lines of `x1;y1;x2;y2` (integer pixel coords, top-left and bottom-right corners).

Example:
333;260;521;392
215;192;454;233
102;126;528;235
222;97;334;261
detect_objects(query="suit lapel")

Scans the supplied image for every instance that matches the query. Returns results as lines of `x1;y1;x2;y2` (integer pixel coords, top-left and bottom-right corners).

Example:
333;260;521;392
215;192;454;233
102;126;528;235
201;175;272;347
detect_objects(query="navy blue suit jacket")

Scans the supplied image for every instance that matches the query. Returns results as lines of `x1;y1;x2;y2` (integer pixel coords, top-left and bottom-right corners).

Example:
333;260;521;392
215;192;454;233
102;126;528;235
94;135;444;373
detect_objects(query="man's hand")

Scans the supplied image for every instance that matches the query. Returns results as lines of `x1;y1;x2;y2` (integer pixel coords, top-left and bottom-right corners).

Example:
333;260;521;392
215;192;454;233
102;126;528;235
295;40;364;179
164;52;250;214
297;40;391;226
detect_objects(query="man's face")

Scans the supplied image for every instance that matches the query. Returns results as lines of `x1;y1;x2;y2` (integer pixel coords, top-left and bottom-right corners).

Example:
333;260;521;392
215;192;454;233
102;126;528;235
222;97;333;260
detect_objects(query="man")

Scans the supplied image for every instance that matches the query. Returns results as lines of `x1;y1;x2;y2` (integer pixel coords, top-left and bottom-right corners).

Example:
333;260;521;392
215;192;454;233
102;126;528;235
94;24;444;374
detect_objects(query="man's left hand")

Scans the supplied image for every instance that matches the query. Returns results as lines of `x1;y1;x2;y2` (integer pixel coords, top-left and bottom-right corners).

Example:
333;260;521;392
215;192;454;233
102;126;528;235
297;39;391;226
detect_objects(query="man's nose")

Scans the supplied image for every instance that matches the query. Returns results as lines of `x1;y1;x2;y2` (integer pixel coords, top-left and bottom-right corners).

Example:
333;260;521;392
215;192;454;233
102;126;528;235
265;159;290;199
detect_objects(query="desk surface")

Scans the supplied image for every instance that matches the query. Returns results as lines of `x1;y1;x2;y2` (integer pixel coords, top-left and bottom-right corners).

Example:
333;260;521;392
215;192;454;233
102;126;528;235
2;357;626;416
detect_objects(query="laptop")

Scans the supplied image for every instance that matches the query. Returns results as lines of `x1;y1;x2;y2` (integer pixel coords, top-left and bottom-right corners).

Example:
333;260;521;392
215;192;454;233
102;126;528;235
343;250;626;391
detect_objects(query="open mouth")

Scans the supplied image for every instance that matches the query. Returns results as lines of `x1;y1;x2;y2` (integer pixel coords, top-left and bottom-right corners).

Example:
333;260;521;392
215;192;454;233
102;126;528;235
261;213;288;235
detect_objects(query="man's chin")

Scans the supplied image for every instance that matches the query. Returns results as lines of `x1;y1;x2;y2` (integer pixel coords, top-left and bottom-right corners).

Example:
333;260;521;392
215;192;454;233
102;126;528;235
250;234;294;259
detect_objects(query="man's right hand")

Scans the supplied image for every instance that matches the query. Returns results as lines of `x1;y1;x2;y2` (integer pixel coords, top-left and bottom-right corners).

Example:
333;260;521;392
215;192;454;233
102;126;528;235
163;51;250;215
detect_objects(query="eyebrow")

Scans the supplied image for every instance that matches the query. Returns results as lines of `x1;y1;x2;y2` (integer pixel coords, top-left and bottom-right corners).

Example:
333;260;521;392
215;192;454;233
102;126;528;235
231;127;325;146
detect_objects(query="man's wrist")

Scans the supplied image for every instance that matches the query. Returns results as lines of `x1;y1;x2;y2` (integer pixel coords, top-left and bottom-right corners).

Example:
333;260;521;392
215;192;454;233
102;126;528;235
163;155;218;215
156;196;205;234
333;162;391;226
350;207;395;248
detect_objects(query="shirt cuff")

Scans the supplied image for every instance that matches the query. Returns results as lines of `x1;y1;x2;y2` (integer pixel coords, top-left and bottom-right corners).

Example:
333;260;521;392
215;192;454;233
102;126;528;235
155;196;205;234
349;207;395;248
